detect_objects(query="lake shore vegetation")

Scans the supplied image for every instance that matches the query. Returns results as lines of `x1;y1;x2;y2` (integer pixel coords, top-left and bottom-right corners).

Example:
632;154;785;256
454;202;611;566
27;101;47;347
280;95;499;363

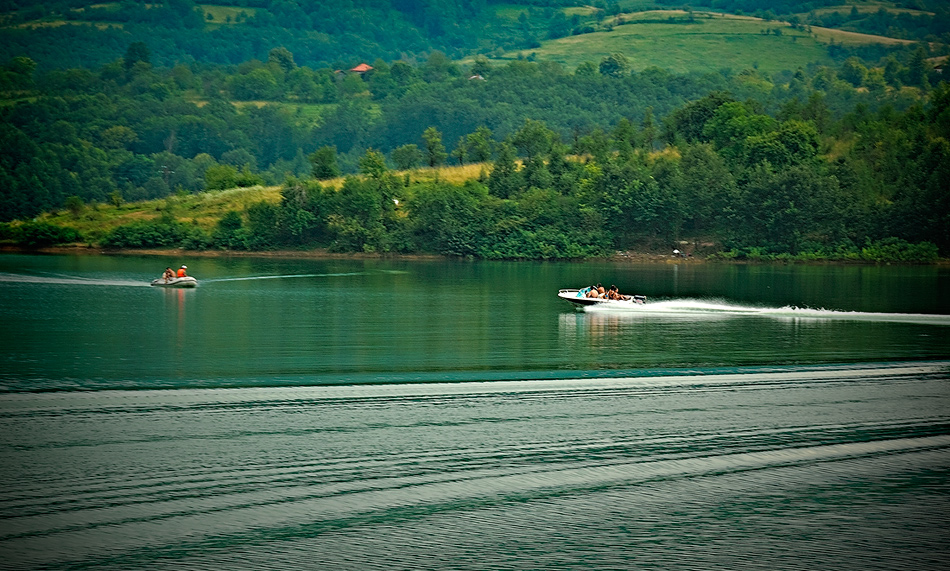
1;1;948;262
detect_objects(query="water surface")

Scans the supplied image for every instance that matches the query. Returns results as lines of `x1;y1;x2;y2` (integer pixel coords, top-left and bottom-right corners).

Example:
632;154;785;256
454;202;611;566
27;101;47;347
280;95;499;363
0;254;948;570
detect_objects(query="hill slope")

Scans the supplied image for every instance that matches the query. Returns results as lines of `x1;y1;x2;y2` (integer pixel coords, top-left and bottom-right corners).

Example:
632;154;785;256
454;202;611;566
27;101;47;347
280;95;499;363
490;10;916;74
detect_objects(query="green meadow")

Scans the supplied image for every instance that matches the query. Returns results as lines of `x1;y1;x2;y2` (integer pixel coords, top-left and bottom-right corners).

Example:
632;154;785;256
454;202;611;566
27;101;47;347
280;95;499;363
197;4;257;25
493;11;900;74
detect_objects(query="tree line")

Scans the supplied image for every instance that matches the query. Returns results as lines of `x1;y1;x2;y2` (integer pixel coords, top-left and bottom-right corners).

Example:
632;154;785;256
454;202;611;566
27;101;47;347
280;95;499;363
11;82;946;263
1;36;947;260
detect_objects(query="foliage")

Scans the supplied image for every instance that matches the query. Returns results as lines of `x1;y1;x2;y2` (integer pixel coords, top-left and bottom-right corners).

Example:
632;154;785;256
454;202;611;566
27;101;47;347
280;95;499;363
1;16;949;262
391;144;423;170
422;127;447;168
7;221;82;247
309;146;341;180
100;221;190;249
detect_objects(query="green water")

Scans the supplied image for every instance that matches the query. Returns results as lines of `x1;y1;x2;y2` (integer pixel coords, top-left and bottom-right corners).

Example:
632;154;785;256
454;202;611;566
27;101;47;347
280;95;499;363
1;254;949;570
1;254;948;391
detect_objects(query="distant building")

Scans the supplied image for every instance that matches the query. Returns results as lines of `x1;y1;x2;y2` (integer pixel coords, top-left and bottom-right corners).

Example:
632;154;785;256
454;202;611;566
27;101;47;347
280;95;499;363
350;63;373;74
468;74;485;81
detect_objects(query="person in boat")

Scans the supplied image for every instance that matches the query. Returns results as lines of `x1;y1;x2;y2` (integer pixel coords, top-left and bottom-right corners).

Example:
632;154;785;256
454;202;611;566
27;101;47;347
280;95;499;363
596;283;606;298
607;285;625;300
577;285;593;298
176;265;188;278
162;267;175;282
586;284;601;298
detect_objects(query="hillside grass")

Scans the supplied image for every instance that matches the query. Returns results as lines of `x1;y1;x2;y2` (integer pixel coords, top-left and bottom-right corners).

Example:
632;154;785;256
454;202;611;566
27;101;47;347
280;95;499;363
33;163;493;237
36;185;282;239
494;10;913;73
803;2;934;17
198;4;257;25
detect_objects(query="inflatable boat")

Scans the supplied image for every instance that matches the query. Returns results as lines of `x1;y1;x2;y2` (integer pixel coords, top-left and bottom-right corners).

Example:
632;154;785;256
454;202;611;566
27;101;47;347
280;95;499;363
151;276;198;288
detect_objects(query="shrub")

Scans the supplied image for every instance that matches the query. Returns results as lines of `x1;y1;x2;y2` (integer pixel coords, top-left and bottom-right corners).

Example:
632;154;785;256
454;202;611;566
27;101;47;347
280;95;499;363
100;222;185;248
13;222;82;246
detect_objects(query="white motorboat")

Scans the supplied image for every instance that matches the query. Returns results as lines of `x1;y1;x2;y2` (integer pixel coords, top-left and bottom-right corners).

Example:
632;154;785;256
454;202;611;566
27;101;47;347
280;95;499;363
558;288;645;307
151;276;198;288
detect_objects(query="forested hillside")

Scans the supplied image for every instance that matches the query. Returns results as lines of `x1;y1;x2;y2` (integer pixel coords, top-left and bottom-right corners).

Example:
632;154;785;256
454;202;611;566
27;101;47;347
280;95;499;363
1;1;948;260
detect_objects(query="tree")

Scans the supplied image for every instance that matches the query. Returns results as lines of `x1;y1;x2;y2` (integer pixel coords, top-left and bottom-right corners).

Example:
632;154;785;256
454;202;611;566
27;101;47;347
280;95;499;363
64;195;84;218
391;144;423;170
123;42;151;71
100;126;137;150
358;148;388;179
883;57;903;88
839;57;868;87
267;47;296;74
641;108;657;150
452;136;468;165
422;127;447;167
487;142;521;199
205;164;239;190
512;118;556;158
612;117;636;158
664;92;735;144
598;53;629;78
677;143;738;235
310;146;341;180
465;126;494;162
905;46;930;88
423;51;459;83
471;57;492;78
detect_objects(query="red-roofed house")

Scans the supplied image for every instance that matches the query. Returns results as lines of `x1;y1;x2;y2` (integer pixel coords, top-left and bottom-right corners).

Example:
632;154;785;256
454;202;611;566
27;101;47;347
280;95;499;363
350;63;373;74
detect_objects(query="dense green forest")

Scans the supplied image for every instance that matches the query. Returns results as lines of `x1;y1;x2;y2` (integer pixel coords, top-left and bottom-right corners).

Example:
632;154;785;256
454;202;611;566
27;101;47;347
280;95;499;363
3;1;949;70
1;1;948;260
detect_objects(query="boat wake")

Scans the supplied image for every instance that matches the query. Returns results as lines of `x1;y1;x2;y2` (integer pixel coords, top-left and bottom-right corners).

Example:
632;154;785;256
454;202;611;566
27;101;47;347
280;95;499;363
583;298;950;325
204;271;367;283
0;272;148;287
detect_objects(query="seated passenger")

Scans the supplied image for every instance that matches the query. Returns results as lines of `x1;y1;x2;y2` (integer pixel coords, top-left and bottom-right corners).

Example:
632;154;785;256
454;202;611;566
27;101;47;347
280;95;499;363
607;285;624;300
162;267;174;282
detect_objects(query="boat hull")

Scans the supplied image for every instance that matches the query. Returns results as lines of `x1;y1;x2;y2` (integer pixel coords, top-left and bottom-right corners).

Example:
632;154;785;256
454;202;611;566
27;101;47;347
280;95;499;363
151;277;198;288
558;289;645;307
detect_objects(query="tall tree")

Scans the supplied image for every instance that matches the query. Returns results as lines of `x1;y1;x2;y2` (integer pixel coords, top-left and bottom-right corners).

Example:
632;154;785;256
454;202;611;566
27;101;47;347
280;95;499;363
422;127;447;167
465;126;494;163
123;42;151;71
310;146;341;180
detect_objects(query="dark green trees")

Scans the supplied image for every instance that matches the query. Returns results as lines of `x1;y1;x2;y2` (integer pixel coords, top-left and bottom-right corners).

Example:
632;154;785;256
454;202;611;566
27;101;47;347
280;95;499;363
310;146;341;180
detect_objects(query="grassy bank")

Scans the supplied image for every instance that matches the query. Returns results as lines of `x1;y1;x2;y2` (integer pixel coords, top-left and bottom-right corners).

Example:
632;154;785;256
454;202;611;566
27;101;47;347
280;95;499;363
490;10;905;74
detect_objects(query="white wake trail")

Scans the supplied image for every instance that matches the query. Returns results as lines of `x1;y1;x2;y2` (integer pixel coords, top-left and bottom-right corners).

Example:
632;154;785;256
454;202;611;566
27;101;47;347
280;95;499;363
584;298;950;325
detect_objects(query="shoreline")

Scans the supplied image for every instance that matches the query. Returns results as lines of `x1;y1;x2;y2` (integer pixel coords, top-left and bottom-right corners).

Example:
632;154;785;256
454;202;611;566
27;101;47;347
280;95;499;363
2;244;946;265
1;244;697;264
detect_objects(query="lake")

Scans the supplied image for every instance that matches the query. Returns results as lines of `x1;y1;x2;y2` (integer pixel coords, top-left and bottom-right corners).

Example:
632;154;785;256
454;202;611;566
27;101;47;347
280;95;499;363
1;253;949;570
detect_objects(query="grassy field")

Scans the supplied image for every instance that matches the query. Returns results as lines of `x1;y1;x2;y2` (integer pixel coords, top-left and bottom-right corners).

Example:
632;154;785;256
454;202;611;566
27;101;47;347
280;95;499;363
198;4;257;25
33;163;493;237
804;2;934;17
37;186;283;239
493;10;912;74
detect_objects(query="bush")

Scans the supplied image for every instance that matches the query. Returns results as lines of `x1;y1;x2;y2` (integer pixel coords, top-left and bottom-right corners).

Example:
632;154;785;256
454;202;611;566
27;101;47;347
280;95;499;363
710;238;940;263
100;222;185;248
12;222;82;247
860;238;939;263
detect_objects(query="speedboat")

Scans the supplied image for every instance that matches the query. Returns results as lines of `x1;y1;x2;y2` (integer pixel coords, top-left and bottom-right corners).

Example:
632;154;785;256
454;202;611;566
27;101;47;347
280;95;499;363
151;276;198;288
558;288;645;307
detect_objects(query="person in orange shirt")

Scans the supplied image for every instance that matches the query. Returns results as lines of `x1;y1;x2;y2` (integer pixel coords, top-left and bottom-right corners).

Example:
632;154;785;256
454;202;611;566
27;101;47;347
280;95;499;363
176;265;187;277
